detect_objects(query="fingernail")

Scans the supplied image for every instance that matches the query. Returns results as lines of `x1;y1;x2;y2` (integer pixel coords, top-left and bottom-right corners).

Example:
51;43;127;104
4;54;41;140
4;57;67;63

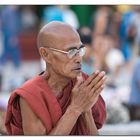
99;71;105;76
95;70;99;74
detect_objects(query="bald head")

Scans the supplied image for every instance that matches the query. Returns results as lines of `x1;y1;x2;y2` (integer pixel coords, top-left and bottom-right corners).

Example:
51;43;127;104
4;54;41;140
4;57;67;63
37;21;80;49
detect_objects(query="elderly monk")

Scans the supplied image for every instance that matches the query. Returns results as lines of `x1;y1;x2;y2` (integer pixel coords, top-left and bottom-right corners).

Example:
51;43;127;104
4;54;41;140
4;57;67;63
5;21;107;135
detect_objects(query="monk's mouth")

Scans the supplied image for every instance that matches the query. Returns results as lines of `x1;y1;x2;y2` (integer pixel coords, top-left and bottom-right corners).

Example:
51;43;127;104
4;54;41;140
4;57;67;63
72;67;81;71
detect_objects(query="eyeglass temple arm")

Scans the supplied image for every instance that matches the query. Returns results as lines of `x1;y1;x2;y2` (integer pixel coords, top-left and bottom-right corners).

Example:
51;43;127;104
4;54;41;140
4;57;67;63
49;48;68;54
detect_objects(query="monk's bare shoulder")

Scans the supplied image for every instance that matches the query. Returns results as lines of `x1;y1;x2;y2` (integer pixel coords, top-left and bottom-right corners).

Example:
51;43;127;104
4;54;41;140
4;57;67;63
20;97;46;135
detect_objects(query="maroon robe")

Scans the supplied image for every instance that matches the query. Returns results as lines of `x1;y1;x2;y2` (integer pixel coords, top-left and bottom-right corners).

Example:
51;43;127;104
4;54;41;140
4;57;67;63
5;72;106;135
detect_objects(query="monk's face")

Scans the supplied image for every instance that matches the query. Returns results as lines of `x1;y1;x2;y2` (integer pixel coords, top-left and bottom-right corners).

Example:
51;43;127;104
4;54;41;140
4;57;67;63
48;29;83;79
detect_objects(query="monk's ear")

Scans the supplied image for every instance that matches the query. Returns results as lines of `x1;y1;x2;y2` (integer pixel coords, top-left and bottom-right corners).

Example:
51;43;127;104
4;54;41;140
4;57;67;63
39;47;52;63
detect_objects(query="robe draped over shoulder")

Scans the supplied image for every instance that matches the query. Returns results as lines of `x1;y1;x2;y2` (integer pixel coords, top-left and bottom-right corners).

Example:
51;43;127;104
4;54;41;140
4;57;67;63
5;72;106;135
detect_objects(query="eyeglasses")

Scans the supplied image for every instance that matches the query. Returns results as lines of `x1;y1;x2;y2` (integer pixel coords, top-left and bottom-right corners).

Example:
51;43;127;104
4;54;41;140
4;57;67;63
47;44;86;59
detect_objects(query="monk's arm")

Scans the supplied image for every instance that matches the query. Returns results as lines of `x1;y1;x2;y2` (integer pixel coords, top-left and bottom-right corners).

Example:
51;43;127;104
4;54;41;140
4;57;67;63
20;97;81;135
49;106;81;135
82;109;99;135
20;97;46;135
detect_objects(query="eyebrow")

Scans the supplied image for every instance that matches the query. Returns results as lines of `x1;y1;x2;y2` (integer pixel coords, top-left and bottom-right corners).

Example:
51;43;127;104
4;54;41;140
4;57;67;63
66;44;85;51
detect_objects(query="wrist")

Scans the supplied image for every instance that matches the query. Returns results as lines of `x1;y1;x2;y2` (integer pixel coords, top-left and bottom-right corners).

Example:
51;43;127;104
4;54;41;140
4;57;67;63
67;105;82;117
83;109;92;116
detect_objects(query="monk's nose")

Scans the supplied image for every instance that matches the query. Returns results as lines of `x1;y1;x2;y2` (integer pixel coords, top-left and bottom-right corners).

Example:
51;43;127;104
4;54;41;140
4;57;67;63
74;53;82;63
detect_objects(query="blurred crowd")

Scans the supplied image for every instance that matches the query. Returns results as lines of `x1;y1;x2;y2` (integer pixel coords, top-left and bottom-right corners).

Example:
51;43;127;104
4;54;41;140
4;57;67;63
1;5;140;134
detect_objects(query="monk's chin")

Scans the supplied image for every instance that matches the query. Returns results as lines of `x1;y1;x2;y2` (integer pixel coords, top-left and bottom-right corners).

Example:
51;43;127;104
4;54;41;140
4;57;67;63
69;71;82;79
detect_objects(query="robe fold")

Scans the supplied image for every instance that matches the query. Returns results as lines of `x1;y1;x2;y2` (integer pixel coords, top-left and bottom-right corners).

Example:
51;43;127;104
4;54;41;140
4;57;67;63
5;72;106;135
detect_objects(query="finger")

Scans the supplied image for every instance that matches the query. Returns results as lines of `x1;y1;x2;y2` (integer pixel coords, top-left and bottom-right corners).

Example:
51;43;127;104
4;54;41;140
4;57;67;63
95;85;104;95
89;75;107;90
82;70;100;86
90;85;104;101
90;81;105;97
87;71;106;89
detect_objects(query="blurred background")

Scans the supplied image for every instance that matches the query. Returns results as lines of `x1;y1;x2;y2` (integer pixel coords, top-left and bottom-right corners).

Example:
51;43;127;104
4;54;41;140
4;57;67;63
0;5;140;135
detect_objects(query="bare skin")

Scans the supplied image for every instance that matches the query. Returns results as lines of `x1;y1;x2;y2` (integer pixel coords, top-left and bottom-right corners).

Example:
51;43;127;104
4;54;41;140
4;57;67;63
20;21;107;135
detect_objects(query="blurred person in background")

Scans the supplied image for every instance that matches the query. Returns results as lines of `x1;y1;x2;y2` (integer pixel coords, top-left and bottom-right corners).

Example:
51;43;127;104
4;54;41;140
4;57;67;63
0;6;5;134
0;6;22;91
58;5;79;29
92;34;125;87
119;5;134;65
20;6;39;32
41;5;64;25
103;35;125;87
128;6;140;58
110;7;122;48
78;27;94;75
0;7;3;91
5;21;107;135
92;35;109;72
128;50;140;121
92;6;113;37
0;6;21;68
41;5;79;29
